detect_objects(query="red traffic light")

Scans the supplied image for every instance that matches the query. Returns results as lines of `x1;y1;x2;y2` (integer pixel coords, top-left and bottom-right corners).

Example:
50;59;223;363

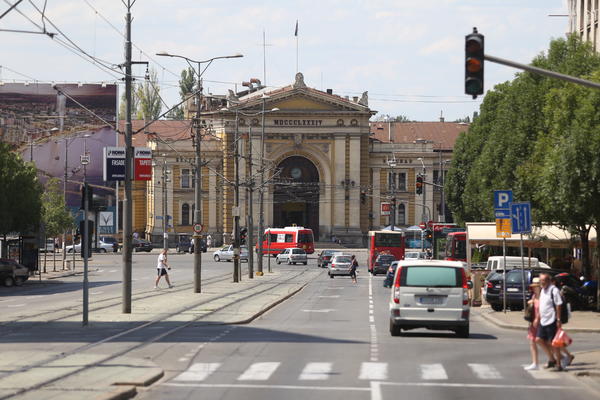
465;27;484;98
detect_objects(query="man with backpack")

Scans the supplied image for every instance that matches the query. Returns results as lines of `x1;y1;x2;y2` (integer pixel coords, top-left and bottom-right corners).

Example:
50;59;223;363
535;273;565;371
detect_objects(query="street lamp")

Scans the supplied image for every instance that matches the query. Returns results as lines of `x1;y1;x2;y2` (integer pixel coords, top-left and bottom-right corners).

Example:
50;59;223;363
81;133;91;326
157;51;243;293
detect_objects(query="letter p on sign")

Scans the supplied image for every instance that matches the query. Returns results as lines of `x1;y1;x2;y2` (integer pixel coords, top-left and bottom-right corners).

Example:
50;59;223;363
494;190;513;209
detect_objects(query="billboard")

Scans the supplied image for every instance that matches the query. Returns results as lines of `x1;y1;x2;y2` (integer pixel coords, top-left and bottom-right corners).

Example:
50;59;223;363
134;147;152;181
103;147;126;181
0;83;118;207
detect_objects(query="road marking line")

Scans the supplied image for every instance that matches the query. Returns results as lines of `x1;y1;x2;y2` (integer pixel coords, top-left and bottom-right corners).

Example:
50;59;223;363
109;269;117;273
468;363;501;379
173;362;220;381
380;381;582;390
369;315;374;322
90;291;104;295
299;362;332;380
238;362;280;381
7;304;26;308
420;364;448;380
523;366;555;380
318;295;340;298
164;382;370;391
178;357;189;362
359;362;388;380
302;309;335;313
325;287;344;290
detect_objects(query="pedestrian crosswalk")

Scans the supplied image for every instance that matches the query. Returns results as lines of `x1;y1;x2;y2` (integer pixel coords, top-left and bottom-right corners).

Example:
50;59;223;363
173;361;559;383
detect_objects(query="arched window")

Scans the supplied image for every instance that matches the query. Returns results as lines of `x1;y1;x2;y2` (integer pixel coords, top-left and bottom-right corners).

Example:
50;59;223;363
397;203;406;226
181;203;190;226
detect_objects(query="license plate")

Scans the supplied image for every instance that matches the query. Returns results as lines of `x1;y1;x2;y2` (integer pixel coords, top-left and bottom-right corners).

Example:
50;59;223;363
507;288;519;292
419;296;444;305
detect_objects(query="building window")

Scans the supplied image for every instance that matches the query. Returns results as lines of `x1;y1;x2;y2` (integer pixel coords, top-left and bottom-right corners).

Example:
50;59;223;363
181;203;190;226
181;169;190;188
397;172;407;191
397;203;406;225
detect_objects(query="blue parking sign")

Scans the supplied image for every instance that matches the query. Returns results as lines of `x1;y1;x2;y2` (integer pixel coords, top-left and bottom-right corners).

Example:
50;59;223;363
511;202;531;234
494;190;513;209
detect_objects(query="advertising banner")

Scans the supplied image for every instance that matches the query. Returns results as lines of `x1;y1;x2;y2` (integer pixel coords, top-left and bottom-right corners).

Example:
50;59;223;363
381;202;391;216
103;146;126;181
134;147;152;181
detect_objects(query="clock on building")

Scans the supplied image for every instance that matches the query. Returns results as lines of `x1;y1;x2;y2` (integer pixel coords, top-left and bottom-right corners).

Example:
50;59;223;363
290;167;302;179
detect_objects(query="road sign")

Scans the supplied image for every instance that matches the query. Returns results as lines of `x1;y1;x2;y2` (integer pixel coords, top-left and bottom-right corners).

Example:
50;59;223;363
134;147;152;181
193;223;203;233
495;218;511;238
419;223;426;229
380;202;391;216
494;190;513;209
103;147;125;181
511;202;532;234
494;209;511;218
80;154;90;165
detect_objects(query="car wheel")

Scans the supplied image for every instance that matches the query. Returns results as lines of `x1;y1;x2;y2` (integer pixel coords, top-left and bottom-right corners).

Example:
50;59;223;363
288;259;292;265
330;274;334;279
373;272;377;276
214;255;221;262
456;325;470;338
276;259;281;265
100;248;107;253
303;262;307;265
3;276;15;287
67;249;72;253
14;276;25;286
491;304;503;312
390;320;402;336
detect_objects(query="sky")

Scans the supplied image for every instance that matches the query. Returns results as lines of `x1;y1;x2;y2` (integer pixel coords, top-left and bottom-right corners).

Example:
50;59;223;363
0;0;570;122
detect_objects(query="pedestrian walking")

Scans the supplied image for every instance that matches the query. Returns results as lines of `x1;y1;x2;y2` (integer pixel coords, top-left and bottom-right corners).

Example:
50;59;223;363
535;273;564;371
155;248;173;289
524;278;541;370
350;255;358;284
206;234;213;249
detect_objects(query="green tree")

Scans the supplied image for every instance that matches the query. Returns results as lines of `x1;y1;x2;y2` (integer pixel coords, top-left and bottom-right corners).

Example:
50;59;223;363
179;67;196;99
118;89;139;120
0;143;42;237
136;68;162;120
41;178;74;238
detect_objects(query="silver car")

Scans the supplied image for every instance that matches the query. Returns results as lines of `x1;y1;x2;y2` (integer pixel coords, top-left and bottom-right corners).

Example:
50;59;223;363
276;248;308;265
213;245;248;262
328;254;353;278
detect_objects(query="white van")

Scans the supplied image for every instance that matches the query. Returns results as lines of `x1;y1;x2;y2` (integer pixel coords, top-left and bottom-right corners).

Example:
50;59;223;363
485;256;549;272
389;260;471;338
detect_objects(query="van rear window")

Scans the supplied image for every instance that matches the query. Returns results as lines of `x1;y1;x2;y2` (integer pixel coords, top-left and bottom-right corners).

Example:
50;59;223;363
402;267;461;287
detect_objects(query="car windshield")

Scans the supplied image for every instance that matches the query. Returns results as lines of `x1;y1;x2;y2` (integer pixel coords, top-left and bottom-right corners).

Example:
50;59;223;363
334;256;352;263
402;266;461;287
507;270;526;284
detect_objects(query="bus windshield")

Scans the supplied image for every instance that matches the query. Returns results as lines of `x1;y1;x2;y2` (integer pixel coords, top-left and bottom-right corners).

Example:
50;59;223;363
297;232;313;243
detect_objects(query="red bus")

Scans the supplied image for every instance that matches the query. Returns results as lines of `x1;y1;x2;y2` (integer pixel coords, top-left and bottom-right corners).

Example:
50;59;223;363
258;226;315;255
444;231;467;262
367;230;405;274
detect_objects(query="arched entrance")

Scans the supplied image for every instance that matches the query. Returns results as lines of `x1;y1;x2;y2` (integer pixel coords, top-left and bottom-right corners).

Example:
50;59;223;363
272;156;320;238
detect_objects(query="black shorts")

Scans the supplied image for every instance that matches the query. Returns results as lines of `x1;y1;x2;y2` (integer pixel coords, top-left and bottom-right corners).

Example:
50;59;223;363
350;269;357;278
157;268;168;276
537;321;557;342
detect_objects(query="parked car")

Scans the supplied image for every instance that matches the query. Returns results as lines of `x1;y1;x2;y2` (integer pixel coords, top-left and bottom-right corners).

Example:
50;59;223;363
213;245;248;262
190;238;207;253
389;260;471;337
485;268;560;311
328;254;353;278
276;248;308;265
133;238;153;252
317;249;342;268
0;258;29;287
176;235;193;253
99;236;119;252
66;239;115;253
39;238;56;253
372;254;396;275
383;261;399;288
404;251;427;261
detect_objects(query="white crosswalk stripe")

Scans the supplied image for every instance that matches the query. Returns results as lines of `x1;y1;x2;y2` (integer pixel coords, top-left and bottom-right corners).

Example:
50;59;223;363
420;363;448;380
238;362;281;381
174;363;220;382
358;362;388;380
299;362;332;380
468;363;502;379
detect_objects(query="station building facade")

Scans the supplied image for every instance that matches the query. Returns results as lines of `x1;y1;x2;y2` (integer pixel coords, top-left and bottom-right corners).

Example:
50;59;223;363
139;73;468;246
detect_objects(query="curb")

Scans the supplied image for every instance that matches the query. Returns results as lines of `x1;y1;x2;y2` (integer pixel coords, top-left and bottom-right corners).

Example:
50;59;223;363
113;369;165;387
96;385;137;400
478;311;600;333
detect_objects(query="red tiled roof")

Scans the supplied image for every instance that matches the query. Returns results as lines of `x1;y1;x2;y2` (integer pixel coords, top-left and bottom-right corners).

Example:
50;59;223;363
370;121;469;150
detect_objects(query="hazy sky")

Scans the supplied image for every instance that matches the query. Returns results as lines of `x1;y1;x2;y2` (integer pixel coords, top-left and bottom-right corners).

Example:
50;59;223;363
0;0;569;121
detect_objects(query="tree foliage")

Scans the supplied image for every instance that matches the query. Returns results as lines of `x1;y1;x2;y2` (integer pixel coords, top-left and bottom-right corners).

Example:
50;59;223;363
41;178;74;238
136;68;162;121
0;143;42;235
179;67;196;99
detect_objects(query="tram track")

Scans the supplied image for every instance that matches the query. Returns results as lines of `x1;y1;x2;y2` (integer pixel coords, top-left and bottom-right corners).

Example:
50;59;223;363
0;267;311;400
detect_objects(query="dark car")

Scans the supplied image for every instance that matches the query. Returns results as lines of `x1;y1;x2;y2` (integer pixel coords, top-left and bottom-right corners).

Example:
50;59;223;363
318;250;340;268
133;238;153;252
372;254;396;275
485;268;560;311
383;261;399;288
190;238;208;253
0;258;29;287
176;235;193;253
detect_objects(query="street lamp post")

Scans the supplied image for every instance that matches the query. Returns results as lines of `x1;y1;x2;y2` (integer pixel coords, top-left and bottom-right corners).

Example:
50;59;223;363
161;155;171;250
81;133;91;326
156;51;242;292
257;94;268;275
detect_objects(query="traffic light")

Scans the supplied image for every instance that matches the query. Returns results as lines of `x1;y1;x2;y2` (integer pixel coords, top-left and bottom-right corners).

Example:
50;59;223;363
465;27;484;98
416;175;423;195
240;227;247;245
425;229;433;240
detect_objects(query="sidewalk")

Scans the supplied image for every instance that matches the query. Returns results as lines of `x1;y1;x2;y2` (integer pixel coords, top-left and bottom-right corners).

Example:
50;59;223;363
0;267;320;400
477;307;600;392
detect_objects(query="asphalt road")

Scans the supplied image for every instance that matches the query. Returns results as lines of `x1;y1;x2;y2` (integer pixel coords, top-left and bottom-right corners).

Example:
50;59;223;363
135;262;600;400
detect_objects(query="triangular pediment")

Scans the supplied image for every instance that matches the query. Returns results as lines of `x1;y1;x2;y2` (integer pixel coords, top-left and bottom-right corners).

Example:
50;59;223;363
270;95;339;111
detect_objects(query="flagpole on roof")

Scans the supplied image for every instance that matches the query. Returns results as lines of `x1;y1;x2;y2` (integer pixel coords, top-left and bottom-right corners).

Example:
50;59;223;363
295;20;299;73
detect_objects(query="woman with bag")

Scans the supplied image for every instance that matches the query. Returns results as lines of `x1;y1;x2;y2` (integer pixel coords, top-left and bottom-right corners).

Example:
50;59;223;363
524;278;541;370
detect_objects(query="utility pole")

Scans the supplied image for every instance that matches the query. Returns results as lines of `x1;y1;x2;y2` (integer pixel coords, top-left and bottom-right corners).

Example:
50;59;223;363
257;94;268;275
82;135;90;326
122;0;133;313
233;113;241;283
162;156;170;250
193;75;203;292
246;124;254;279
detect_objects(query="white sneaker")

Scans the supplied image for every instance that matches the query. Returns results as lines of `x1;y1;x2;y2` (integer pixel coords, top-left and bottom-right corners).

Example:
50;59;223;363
524;363;539;371
562;356;569;369
154;286;159;289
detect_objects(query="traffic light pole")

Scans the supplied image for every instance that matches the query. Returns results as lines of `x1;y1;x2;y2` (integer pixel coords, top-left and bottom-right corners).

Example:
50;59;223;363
193;74;203;293
233;113;240;283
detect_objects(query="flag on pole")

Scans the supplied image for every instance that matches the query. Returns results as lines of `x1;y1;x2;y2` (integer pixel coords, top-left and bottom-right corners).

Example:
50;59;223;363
294;20;298;36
